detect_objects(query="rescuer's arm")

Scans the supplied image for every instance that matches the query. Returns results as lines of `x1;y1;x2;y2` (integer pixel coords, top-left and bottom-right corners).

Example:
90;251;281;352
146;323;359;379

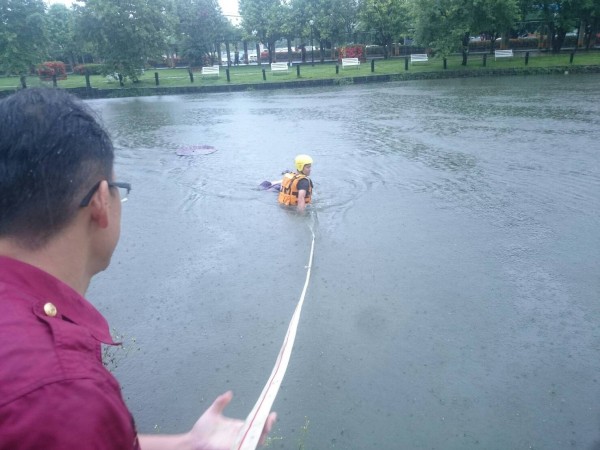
297;189;307;213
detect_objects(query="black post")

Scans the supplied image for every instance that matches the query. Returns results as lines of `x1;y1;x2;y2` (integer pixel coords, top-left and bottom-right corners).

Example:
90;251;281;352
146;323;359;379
20;75;26;89
525;51;529;65
262;68;266;81
118;73;124;87
52;74;57;87
371;59;375;72
483;54;487;67
226;68;230;82
296;64;300;77
154;72;159;86
443;58;447;69
569;52;574;64
405;57;409;71
85;72;91;89
188;68;194;83
336;64;339;74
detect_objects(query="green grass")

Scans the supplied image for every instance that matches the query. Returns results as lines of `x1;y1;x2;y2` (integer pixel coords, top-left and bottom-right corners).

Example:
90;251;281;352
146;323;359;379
1;51;598;92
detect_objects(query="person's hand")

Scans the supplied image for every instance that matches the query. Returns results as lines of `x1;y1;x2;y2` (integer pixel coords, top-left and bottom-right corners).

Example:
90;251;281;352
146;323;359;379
188;391;277;450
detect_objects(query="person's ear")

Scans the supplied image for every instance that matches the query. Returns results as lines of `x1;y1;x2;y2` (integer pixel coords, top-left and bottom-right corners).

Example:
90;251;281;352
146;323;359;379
88;180;110;229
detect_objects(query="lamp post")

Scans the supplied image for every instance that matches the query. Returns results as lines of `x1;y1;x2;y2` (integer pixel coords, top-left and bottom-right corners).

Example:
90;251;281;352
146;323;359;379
309;19;314;66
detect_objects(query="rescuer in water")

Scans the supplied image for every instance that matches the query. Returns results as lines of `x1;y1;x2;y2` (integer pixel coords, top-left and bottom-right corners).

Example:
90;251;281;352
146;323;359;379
277;154;313;213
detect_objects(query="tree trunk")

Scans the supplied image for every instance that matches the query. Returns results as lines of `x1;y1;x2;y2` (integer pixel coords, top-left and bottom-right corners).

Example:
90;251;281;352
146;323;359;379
461;32;469;66
287;38;293;64
243;41;248;64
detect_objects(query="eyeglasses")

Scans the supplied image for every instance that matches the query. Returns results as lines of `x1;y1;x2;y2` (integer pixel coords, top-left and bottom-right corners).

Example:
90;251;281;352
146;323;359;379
80;181;132;207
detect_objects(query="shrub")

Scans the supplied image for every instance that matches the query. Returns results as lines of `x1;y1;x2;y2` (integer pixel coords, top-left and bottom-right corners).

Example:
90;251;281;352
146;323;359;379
73;63;104;75
339;45;365;62
37;61;67;80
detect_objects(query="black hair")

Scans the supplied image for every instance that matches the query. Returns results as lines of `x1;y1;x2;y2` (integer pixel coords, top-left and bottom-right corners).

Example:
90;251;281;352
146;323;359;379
0;88;114;248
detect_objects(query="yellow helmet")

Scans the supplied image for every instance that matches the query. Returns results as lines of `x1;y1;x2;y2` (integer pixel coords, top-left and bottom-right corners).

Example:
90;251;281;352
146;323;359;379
295;154;313;172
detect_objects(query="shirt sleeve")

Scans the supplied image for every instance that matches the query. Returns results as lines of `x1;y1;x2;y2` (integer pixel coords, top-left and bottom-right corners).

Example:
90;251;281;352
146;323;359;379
0;379;139;450
297;178;309;192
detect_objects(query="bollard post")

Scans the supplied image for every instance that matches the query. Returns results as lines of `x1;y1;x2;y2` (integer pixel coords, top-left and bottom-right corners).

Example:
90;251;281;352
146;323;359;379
483;54;487;67
336;64;339;74
52;74;57;87
296;64;300;77
154;72;159;86
226;68;230;82
262;68;266;81
569;52;574;64
405;57;409;71
188;68;194;83
85;72;91;89
443;58;447;70
371;59;375;72
525;51;529;65
20;75;27;89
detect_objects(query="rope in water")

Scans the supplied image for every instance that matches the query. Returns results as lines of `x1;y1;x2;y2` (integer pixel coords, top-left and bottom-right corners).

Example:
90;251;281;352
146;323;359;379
232;221;316;450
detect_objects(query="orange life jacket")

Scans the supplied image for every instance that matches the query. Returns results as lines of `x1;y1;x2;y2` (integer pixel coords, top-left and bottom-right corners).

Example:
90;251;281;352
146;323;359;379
278;173;312;206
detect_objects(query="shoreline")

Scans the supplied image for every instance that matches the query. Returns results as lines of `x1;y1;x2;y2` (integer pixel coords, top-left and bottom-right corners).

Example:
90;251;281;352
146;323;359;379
1;65;599;100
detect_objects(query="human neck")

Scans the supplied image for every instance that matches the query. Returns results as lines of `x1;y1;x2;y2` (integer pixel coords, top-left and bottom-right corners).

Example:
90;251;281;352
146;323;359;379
0;230;93;296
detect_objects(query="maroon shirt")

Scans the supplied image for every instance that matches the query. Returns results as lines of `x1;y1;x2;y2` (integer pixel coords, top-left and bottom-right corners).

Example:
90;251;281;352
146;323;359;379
0;256;140;450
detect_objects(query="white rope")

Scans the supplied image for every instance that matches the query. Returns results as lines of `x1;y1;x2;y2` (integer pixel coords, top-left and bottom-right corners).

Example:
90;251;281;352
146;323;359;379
232;222;316;450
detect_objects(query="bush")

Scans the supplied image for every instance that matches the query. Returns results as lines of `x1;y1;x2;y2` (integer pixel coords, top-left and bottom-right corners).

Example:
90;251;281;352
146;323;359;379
37;61;67;80
339;45;365;62
73;63;104;75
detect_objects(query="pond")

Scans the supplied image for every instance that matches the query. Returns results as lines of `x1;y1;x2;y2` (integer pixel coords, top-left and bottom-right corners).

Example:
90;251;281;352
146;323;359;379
88;73;600;449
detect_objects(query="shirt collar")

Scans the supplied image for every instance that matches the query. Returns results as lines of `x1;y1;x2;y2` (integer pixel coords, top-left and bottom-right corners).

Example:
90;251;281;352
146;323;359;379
0;256;117;345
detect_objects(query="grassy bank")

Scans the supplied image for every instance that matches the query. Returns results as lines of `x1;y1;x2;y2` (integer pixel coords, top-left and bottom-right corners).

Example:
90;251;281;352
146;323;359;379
1;50;598;95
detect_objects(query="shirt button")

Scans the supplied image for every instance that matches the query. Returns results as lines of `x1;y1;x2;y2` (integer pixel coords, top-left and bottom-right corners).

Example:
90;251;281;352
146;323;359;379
43;302;57;317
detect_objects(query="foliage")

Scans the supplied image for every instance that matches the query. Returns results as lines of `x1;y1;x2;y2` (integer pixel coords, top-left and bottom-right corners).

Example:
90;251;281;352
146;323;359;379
339;44;364;60
239;0;282;63
0;0;48;75
73;63;105;75
358;0;410;58
523;0;600;52
37;61;67;79
409;0;521;62
45;4;78;66
76;0;175;82
0;0;598;75
174;0;227;67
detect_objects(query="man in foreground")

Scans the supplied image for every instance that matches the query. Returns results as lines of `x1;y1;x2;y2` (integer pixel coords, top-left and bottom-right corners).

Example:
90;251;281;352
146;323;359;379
0;88;275;449
277;154;314;213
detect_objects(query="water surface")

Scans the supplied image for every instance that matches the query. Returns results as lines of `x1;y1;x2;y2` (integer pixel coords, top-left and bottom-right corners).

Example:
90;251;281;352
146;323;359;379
88;74;600;449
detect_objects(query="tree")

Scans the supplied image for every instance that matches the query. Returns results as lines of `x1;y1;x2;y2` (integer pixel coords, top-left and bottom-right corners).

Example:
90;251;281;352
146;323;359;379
46;4;78;68
525;0;582;52
579;0;600;49
76;0;175;81
410;0;520;63
409;0;470;58
174;0;225;66
471;0;520;52
0;0;48;75
317;0;359;59
239;0;282;63
359;0;410;59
